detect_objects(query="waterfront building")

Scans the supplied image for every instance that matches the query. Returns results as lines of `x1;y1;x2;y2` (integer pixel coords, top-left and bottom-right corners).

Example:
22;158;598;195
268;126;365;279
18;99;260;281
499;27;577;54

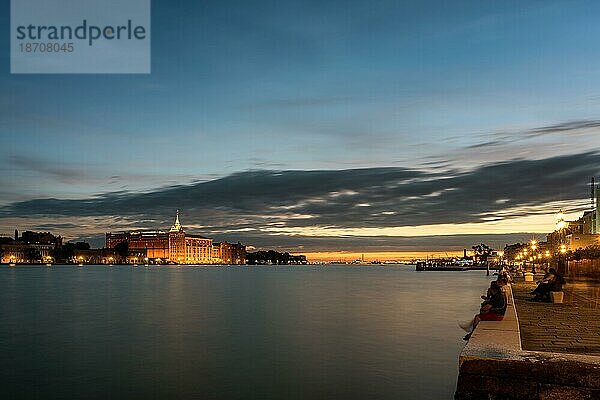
19;230;63;247
106;230;170;261
1;243;54;263
566;233;600;250
211;243;222;263
0;229;62;263
546;189;600;252
217;241;247;265
105;211;245;264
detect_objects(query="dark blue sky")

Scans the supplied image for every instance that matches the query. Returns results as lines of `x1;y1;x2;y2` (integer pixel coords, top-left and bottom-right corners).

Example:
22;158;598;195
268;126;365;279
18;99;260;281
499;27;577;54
2;1;600;252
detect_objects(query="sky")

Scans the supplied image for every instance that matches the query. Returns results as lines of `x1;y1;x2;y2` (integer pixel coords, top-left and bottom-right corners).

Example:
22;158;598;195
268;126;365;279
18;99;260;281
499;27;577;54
2;0;600;259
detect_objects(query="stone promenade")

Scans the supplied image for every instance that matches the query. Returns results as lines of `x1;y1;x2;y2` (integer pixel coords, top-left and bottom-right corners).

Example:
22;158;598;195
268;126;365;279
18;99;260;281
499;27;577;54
512;281;600;355
456;280;600;399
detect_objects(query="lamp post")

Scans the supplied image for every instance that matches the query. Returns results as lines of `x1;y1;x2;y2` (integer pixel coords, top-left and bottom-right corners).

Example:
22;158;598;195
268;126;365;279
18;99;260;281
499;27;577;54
559;244;567;274
530;240;538;274
498;251;504;272
555;210;568;272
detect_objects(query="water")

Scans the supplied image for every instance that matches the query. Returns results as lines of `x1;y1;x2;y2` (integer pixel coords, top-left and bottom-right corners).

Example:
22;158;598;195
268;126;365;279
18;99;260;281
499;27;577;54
0;265;492;399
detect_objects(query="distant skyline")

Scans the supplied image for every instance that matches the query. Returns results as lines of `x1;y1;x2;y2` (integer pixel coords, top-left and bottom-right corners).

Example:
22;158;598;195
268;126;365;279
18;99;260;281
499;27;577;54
2;1;600;256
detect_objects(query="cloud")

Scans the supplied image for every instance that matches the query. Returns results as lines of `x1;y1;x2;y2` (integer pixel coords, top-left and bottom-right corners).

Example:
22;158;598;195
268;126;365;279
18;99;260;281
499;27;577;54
8;155;87;183
527;120;600;137
468;119;600;151
1;151;599;238
33;223;79;230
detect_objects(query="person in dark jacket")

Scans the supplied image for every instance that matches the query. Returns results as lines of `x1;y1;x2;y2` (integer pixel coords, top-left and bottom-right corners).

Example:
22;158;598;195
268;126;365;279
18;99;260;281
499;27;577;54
531;268;566;302
463;284;506;340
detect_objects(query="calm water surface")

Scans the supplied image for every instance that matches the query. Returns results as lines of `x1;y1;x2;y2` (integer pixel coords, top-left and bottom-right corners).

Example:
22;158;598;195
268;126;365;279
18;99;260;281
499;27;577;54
0;265;492;399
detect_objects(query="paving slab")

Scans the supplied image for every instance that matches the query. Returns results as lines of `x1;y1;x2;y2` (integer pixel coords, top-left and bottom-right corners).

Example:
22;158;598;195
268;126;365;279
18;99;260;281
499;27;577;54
512;281;600;355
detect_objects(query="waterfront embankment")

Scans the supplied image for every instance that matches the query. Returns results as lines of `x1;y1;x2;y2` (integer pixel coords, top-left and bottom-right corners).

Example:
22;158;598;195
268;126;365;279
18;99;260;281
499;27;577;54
455;280;600;399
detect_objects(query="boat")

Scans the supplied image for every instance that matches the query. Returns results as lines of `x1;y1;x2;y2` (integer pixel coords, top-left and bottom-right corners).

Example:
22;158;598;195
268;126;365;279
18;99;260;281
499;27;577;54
78;263;84;267
415;260;469;271
46;263;52;267
9;263;16;267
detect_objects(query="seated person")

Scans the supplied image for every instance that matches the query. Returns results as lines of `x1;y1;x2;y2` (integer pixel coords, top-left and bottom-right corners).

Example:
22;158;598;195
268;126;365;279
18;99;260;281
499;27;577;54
463;284;506;340
481;280;499;301
500;271;512;284
531;268;566;301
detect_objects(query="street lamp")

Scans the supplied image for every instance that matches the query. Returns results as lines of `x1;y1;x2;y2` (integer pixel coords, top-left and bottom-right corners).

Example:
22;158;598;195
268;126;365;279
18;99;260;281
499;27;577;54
530;240;538;274
558;244;568;274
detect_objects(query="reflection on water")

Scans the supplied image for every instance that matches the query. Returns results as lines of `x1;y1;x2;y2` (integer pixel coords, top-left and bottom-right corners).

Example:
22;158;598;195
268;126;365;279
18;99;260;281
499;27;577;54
0;265;492;400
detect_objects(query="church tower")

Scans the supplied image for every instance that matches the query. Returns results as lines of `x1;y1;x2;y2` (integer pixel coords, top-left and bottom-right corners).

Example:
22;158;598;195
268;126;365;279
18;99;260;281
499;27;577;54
591;177;600;234
170;209;183;232
168;210;186;264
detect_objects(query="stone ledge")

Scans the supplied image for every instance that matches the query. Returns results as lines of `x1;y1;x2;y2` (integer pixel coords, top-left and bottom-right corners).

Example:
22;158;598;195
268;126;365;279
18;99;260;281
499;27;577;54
456;285;600;399
460;285;522;358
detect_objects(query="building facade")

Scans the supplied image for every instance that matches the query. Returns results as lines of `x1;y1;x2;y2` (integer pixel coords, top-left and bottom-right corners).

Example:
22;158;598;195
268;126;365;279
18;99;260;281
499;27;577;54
1;243;55;263
105;211;245;265
106;230;170;261
547;188;600;252
0;230;62;263
217;242;247;264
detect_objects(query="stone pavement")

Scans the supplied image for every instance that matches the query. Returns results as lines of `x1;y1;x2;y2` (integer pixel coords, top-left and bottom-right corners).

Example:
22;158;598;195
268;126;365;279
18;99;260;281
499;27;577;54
512;281;600;355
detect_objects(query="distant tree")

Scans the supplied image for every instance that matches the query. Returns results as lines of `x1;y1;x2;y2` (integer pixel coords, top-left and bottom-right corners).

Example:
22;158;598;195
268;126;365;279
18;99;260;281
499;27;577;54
247;250;303;265
74;242;91;250
25;248;42;263
572;245;600;261
53;243;75;263
472;243;493;265
115;242;129;258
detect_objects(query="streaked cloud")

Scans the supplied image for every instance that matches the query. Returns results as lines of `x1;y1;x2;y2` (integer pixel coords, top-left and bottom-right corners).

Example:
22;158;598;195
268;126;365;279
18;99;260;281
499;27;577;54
1;151;598;252
8;155;87;183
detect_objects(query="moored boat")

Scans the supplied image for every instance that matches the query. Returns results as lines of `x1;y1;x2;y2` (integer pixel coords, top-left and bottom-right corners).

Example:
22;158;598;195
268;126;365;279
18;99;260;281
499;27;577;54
416;260;469;271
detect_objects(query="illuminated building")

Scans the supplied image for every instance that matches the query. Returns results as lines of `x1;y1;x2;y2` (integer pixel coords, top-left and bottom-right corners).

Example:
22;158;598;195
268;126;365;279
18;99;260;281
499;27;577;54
216;241;246;265
106;230;170;260
546;181;600;252
0;230;62;263
1;243;54;263
168;213;213;264
105;211;245;264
